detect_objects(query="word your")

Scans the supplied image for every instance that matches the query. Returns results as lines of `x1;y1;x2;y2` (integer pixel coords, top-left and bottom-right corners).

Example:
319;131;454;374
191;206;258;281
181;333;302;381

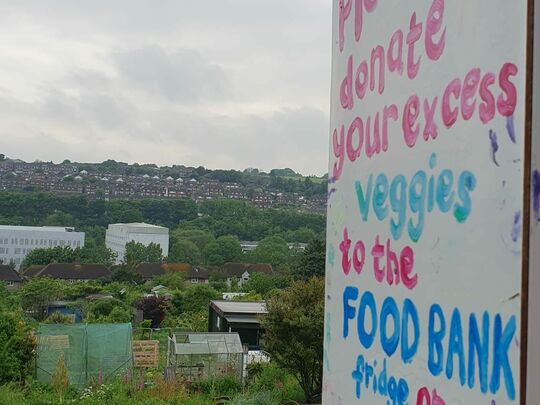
354;153;477;242
340;0;446;106
341;288;518;400
339;228;418;290
351;355;409;404
331;63;518;181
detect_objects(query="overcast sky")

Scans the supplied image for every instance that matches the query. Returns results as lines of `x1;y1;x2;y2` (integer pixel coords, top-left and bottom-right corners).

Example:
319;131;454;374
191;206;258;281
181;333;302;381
0;1;331;176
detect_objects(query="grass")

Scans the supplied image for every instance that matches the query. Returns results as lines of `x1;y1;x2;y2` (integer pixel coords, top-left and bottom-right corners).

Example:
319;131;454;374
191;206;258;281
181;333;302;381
0;363;306;405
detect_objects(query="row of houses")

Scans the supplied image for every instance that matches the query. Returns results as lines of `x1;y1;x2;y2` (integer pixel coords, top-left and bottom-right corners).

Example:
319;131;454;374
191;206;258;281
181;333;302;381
0;262;274;291
0;160;326;213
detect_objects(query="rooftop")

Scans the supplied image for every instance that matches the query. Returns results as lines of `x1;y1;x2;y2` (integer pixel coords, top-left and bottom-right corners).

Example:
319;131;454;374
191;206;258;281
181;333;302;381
0;225;79;232
0;265;22;282
210;300;267;315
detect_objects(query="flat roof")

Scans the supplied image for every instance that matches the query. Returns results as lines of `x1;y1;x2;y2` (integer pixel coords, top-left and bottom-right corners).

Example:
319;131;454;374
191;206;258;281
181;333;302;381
0;225;80;233
211;300;267;315
108;223;169;234
109;222;167;229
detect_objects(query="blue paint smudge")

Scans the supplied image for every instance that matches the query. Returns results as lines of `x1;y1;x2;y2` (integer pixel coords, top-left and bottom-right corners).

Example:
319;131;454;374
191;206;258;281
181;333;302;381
327;245;336;266
511;211;522;243
489;130;500;166
506;115;516;144
533;170;540;222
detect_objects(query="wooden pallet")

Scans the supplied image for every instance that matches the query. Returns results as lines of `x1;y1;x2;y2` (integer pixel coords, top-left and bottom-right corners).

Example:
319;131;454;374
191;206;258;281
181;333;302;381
133;340;159;369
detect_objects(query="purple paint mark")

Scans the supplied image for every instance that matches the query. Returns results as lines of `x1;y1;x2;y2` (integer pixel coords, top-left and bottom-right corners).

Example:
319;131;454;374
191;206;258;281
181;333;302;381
492;400;496;405
511;211;522;243
489;130;500;166
506;115;516;144
327;188;337;200
327;176;338;185
533;170;540;222
515;336;520;348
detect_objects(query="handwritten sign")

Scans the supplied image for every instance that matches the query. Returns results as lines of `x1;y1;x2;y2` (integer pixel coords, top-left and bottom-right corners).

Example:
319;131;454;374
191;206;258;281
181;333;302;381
323;1;530;403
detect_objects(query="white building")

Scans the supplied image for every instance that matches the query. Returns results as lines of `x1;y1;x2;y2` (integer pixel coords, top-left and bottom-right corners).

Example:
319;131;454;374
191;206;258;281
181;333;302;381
0;226;85;270
105;223;169;264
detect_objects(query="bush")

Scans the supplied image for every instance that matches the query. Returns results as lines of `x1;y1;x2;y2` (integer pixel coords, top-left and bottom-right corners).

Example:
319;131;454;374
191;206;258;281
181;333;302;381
191;376;243;397
136;296;170;328
0;313;35;384
43;312;74;324
87;298;132;323
246;363;304;403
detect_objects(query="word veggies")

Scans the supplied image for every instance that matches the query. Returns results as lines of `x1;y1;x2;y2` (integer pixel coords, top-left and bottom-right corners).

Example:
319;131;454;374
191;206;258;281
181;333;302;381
355;153;477;242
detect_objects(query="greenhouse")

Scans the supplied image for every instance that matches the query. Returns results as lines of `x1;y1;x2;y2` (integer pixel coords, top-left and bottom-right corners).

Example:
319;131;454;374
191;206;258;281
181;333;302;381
36;323;133;388
166;332;244;380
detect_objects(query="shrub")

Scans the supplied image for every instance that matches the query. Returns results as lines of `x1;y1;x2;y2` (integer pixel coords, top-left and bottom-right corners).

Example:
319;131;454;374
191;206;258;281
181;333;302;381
135;296;170;328
0;312;35;384
43;312;74;324
247;363;304;403
191;376;243;397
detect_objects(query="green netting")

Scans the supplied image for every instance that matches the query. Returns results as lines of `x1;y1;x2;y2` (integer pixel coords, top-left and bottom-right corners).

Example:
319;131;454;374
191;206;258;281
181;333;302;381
36;323;133;388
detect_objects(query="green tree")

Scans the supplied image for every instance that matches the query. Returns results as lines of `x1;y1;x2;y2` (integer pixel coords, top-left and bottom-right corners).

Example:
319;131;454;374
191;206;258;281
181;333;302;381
19;277;64;320
87;298;132;323
293;236;326;280
0;313;35;384
249;236;291;269
168;239;201;264
242;273;290;296
262;277;324;403
170;229;214;251
124;241;163;265
74;244;117;266
171;284;221;315
111;265;143;285
21;246;75;269
203;235;243;266
152;271;186;290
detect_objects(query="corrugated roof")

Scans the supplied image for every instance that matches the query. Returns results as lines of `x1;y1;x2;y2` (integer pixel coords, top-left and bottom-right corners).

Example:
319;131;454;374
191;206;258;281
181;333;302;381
224;314;261;324
210;300;267;315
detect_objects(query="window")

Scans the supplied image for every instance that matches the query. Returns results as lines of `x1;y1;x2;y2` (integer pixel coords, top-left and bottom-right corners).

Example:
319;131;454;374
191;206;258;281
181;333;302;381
6;281;14;286
19;239;23;245
14;248;21;254
25;239;28;245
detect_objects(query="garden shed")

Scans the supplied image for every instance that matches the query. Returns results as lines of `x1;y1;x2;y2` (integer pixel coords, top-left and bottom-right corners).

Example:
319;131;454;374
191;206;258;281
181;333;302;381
36;323;133;388
166;332;243;381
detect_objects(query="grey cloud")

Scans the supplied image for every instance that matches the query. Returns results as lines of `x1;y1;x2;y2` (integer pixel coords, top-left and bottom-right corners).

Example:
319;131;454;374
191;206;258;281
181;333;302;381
114;46;231;103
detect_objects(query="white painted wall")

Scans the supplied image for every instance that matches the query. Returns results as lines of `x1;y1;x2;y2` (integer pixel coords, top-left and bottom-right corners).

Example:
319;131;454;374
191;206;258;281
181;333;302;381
0;226;84;270
105;223;169;263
